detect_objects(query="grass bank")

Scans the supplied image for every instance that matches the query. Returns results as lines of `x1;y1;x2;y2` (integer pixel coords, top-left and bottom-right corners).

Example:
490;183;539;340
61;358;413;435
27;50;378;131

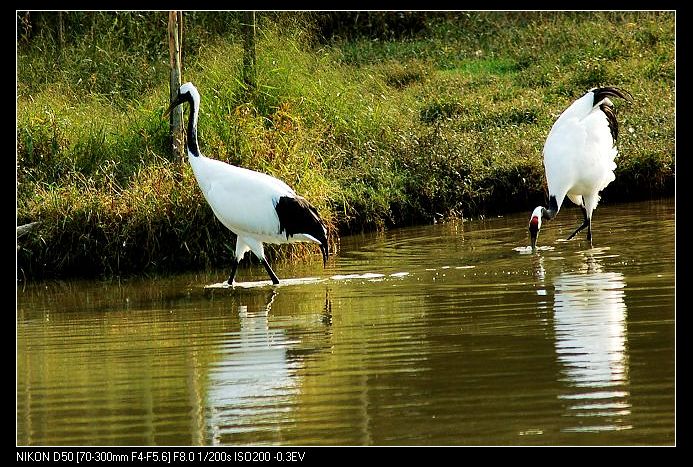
16;11;675;280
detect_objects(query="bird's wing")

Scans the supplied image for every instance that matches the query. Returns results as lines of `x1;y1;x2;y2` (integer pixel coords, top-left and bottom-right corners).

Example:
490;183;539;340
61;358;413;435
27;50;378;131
205;179;282;237
237;165;295;194
544;110;617;197
543;115;586;197
191;156;295;195
192;158;295;237
548;92;595;134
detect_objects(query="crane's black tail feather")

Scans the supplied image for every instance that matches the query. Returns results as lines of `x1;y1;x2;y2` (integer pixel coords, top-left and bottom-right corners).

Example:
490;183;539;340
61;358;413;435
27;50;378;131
591;86;633;105
275;196;329;266
590;87;632;142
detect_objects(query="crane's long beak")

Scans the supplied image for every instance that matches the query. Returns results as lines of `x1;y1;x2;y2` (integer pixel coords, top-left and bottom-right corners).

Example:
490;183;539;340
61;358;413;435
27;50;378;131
162;101;176;120
162;94;183;120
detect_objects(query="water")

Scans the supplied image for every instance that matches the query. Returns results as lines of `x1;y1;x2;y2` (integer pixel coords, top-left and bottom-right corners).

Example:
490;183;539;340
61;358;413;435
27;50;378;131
16;198;675;446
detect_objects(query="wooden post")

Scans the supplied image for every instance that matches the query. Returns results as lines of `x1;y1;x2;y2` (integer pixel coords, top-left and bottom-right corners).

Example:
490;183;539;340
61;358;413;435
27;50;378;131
242;11;256;92
168;11;185;161
57;11;64;51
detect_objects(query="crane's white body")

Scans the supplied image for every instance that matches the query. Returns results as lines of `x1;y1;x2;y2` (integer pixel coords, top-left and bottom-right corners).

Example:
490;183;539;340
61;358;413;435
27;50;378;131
543;92;617;217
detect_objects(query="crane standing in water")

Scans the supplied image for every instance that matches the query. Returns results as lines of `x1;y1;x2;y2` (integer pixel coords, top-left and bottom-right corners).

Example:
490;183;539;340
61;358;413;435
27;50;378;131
164;82;329;285
529;87;632;250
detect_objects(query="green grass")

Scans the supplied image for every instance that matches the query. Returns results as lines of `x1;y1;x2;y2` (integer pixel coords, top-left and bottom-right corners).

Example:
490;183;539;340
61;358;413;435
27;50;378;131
16;11;675;280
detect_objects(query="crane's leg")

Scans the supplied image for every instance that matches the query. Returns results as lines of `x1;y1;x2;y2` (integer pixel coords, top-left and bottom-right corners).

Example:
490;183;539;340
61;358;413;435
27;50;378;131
567;205;590;240
261;259;280;285
240;235;280;285
227;258;239;285
228;236;251;285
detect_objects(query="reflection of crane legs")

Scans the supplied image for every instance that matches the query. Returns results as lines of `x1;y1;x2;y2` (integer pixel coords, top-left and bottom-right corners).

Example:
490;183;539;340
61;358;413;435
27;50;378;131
264;289;278;315
322;288;332;326
579;249;604;274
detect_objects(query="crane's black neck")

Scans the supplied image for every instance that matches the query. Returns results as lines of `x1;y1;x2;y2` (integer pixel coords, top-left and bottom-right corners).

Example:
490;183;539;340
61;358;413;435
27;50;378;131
184;95;201;158
542;195;559;221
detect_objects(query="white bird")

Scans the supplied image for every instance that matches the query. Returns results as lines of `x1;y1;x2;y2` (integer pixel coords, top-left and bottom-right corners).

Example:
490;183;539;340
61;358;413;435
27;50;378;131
529;86;632;250
164;82;329;285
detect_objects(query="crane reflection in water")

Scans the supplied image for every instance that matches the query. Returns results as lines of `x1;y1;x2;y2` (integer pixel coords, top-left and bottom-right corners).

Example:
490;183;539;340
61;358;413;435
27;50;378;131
205;290;299;444
203;288;333;445
551;249;631;433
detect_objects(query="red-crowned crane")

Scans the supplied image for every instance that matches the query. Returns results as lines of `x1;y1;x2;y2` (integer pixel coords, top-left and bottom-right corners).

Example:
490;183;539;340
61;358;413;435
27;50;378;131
529;86;632;251
164;82;329;285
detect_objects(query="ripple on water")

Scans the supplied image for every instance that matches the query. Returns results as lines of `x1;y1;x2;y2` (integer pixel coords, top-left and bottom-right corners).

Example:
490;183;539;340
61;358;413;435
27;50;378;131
513;245;555;254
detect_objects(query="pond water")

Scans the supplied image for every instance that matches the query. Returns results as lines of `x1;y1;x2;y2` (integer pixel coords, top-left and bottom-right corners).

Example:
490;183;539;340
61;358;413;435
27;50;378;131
16;198;675;446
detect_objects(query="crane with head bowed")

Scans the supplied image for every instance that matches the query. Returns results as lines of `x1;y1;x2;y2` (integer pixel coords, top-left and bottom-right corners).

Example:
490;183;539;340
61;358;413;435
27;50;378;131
529;86;632;251
164;82;329;285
